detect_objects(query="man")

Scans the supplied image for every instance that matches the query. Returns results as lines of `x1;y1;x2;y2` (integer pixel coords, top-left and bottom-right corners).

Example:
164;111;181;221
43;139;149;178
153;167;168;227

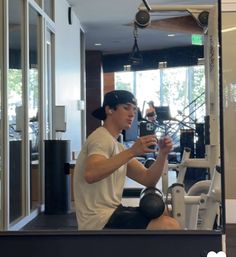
145;101;157;122
73;90;180;230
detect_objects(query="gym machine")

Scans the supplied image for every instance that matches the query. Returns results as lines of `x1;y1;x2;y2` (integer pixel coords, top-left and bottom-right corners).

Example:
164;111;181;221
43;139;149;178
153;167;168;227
168;165;221;230
141;147;221;230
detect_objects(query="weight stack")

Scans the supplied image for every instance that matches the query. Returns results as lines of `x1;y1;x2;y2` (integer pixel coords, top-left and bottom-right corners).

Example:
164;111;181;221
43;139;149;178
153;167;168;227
195;123;205;158
195;123;208;181
45;140;71;214
180;129;195;158
180;129;195;183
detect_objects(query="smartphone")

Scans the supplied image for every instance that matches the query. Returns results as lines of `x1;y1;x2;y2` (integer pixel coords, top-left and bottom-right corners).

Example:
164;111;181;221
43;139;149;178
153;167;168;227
139;121;157;150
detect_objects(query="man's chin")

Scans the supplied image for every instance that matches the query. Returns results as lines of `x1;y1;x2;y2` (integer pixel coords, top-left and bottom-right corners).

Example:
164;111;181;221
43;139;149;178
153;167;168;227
124;124;132;129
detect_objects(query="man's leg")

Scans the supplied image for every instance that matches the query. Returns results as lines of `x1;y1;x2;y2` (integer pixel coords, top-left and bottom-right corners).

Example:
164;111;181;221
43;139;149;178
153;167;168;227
146;214;181;230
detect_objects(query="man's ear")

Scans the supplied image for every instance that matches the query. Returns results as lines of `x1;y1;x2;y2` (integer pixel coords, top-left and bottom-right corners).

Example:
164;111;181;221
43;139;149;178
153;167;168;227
105;106;113;115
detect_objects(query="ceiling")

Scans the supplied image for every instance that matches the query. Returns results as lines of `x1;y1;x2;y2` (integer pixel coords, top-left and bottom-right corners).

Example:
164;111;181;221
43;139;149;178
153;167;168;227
67;0;216;55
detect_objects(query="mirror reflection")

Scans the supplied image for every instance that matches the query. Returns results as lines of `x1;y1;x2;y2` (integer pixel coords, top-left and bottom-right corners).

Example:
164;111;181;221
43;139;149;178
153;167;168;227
1;0;223;232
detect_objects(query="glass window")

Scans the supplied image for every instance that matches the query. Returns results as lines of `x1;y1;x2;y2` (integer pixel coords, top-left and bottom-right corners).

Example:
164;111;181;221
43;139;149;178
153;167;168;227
115;65;206;190
136;70;161;112
115;65;205;124
115;71;134;93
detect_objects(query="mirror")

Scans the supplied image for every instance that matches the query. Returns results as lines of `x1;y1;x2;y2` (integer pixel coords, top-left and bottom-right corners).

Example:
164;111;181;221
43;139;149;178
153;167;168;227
1;0;224;233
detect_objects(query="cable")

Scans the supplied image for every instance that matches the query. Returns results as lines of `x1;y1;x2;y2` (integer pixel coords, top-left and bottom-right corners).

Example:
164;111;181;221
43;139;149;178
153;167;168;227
142;0;151;11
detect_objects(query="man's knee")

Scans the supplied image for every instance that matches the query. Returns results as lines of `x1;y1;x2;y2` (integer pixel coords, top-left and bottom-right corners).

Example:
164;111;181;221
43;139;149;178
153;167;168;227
146;215;181;230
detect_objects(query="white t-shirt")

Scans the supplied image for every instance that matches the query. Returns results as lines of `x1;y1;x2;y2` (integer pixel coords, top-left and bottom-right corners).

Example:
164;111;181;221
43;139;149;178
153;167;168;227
73;127;127;230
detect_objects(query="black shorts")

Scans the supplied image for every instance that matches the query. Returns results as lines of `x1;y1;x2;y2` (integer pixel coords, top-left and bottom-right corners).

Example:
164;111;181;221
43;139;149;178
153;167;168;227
103;205;151;229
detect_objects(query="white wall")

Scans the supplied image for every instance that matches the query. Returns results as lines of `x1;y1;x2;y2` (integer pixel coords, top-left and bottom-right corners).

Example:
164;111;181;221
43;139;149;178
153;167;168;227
0;1;3;230
222;1;236;223
54;0;83;155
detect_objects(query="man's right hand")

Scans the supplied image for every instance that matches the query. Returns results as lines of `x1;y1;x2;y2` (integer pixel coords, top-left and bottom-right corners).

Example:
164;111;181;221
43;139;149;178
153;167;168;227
129;135;157;156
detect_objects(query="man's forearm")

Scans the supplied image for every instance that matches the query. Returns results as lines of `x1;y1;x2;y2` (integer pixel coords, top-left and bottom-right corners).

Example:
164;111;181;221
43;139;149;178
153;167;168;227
145;152;168;187
84;149;135;183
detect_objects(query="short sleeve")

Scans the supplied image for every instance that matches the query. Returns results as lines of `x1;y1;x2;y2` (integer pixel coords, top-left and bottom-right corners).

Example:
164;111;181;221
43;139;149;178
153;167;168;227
87;132;114;159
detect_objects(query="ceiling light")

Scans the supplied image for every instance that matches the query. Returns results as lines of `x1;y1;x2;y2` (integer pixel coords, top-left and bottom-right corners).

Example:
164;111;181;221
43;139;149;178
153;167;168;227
158;61;167;69
123;65;131;71
168;34;175;37
94;43;102;46
198;58;205;65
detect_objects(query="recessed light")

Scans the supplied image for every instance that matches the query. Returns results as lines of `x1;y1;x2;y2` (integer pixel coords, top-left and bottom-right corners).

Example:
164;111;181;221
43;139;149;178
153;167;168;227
94;43;102;46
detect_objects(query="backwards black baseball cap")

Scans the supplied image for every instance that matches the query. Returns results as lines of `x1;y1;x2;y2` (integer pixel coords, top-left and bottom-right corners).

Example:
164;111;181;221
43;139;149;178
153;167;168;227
92;90;137;120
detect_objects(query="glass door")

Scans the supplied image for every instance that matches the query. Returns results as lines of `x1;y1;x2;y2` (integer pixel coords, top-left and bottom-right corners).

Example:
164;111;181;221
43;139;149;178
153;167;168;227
45;28;54;141
28;4;41;211
8;0;24;224
0;0;56;230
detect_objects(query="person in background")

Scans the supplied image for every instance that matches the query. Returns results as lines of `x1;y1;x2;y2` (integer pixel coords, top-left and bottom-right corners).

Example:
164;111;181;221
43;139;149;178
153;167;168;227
73;90;180;230
137;106;146;121
145;101;157;122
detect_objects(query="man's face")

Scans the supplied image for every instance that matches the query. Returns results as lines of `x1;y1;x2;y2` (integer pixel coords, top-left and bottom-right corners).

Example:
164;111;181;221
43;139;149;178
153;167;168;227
111;103;137;130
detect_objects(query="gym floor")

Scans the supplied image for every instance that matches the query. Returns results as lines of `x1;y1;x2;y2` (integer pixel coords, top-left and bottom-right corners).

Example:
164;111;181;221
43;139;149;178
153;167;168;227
21;212;78;231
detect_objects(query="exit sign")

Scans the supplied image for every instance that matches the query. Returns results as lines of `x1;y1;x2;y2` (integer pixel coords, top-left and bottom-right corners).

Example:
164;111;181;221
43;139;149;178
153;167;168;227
192;34;203;45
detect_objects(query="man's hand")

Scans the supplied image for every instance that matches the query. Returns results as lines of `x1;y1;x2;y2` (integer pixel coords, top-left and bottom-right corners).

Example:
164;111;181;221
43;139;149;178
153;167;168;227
129;135;157;156
158;136;173;156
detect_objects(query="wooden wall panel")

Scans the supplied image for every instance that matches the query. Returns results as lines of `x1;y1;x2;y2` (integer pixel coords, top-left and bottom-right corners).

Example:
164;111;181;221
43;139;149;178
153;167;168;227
104;72;115;94
86;51;103;136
